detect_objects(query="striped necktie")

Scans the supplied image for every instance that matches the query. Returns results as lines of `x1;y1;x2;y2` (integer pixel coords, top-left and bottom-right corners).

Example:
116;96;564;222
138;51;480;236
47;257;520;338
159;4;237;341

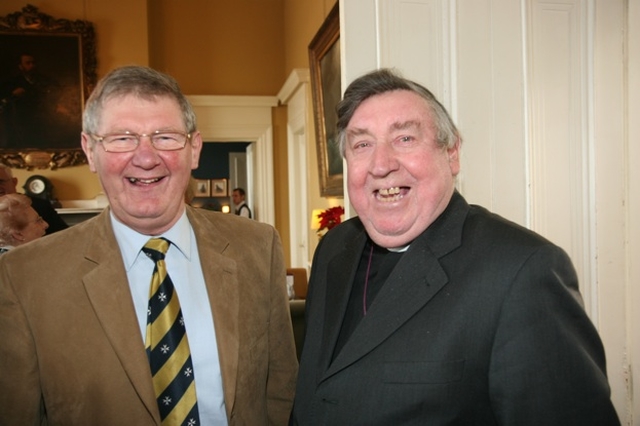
143;238;200;425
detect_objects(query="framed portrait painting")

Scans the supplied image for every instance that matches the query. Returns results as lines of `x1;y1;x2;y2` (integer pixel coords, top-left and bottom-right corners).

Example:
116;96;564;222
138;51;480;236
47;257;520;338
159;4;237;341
0;5;97;170
309;2;343;197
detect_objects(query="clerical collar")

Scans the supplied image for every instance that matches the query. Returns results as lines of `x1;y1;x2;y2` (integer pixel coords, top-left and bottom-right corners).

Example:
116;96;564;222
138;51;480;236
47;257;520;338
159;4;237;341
387;244;410;253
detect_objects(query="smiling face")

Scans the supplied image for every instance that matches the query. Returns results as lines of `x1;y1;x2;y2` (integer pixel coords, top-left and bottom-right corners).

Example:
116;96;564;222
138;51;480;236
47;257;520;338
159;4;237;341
345;90;460;249
81;94;202;235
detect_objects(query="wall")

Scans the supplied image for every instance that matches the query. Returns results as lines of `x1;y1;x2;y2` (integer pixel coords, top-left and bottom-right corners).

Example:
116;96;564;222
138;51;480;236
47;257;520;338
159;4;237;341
283;0;337;71
148;0;286;96
272;106;291;264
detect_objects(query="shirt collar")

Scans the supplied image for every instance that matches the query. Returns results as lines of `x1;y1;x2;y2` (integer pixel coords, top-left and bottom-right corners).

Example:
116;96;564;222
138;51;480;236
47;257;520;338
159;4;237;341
111;210;192;270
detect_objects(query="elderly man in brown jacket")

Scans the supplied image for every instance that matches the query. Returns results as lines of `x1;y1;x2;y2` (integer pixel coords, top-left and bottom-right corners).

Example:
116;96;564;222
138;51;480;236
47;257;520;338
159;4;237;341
0;65;297;425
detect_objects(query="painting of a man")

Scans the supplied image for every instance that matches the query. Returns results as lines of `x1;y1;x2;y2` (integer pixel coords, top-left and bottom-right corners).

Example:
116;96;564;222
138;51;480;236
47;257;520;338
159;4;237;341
0;35;83;150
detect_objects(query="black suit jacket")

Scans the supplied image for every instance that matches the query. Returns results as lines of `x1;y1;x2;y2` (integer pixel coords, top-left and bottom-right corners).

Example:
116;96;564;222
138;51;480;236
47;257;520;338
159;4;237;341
292;192;618;425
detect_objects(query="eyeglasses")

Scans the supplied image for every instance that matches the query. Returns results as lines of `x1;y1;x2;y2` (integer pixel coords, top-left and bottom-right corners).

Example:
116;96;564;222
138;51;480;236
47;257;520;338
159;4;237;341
90;131;192;152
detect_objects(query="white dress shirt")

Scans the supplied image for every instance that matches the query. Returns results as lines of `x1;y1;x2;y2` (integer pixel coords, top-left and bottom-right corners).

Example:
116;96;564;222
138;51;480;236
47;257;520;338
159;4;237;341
111;210;228;424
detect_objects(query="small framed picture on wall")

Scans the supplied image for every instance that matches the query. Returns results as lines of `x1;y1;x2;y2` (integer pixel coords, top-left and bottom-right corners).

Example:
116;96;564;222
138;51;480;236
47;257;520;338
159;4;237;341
211;179;228;197
194;179;211;197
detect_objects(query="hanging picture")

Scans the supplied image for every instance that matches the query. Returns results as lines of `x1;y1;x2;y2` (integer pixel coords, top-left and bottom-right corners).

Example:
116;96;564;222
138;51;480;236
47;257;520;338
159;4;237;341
0;5;97;170
211;179;228;197
309;2;343;197
194;179;211;197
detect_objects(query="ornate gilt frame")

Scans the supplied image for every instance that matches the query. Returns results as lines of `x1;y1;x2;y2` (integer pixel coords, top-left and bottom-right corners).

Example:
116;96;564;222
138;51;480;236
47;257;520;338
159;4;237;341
0;5;97;170
309;2;343;197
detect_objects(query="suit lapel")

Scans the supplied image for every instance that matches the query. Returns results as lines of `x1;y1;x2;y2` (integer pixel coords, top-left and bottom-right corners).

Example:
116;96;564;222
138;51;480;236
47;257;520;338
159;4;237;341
318;233;367;374
187;207;239;417
324;238;449;378
321;193;468;380
81;211;159;423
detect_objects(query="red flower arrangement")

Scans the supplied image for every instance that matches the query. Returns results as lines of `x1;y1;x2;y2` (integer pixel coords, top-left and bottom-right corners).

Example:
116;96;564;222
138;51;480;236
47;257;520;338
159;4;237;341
316;206;345;237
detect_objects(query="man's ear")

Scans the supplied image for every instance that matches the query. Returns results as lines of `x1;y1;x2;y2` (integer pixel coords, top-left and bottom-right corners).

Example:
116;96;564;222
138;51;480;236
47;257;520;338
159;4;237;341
11;230;24;243
81;133;98;173
190;131;203;170
447;137;461;176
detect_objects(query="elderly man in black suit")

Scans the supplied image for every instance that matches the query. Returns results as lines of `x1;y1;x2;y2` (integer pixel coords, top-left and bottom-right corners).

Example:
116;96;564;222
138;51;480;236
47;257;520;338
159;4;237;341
291;68;619;425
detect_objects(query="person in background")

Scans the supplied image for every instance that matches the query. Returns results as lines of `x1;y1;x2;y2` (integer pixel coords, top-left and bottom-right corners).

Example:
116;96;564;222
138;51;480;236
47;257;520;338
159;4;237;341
0;193;48;253
0;65;297;425
232;187;252;219
0;164;68;234
291;68;619;425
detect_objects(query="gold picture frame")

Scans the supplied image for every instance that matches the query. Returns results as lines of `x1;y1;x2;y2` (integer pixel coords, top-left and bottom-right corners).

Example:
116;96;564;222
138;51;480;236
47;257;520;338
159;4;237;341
0;5;97;170
309;2;343;197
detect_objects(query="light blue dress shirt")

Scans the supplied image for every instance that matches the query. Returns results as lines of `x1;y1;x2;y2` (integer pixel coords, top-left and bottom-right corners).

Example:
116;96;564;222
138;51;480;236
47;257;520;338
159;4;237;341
111;210;228;424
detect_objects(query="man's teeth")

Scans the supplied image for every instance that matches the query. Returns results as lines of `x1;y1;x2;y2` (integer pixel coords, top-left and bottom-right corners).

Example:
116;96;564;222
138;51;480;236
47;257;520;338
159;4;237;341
377;186;403;202
128;177;161;184
378;187;400;196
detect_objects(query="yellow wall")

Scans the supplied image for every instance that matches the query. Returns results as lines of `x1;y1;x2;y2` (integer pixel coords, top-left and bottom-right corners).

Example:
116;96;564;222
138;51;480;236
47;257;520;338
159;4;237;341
284;0;337;71
272;105;290;264
148;0;286;96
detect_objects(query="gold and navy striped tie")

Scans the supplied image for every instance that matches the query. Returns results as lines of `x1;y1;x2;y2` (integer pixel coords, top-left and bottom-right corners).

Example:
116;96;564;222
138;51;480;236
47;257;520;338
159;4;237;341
143;238;200;425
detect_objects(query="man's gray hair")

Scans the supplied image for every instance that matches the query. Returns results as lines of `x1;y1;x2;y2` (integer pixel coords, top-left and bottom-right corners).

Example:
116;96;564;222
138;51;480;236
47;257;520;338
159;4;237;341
82;65;197;136
336;68;461;156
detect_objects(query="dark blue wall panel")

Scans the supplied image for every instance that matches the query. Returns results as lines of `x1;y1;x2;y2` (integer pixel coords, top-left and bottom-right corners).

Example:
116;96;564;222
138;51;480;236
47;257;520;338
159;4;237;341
192;142;250;179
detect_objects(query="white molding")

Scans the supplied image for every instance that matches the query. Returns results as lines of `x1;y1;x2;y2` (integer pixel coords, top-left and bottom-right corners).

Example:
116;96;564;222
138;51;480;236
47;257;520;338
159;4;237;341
526;0;594;316
277;68;309;105
280;70;312;268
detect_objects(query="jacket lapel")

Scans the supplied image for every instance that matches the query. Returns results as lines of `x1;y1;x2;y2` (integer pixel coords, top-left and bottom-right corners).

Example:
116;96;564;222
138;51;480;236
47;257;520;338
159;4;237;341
324;238;449;378
186;207;239;417
321;192;469;380
81;211;159;423
318;232;367;374
81;208;242;422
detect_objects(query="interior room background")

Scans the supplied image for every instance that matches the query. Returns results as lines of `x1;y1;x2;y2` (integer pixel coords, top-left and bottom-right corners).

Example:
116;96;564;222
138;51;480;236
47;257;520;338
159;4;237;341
1;0;338;267
1;1;637;423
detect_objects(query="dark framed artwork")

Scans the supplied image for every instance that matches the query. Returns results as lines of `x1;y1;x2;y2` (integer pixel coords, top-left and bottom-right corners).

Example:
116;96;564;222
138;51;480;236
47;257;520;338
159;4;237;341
0;5;97;170
309;2;343;197
211;178;228;197
194;179;211;197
